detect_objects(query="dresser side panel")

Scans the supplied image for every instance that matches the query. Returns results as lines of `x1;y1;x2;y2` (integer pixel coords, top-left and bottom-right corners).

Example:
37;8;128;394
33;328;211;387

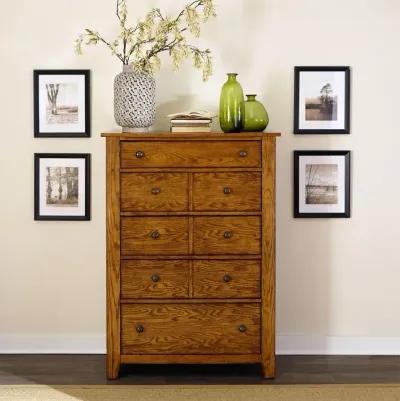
106;137;121;379
261;136;276;378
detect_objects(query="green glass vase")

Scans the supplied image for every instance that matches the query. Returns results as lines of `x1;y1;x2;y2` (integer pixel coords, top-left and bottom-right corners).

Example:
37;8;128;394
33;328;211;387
240;94;269;132
219;73;244;133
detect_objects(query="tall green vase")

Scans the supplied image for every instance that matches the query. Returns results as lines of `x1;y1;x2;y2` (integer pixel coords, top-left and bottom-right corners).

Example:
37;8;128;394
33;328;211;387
241;94;269;132
219;73;244;133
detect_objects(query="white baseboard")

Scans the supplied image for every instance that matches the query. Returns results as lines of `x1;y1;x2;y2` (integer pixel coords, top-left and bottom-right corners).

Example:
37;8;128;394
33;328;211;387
1;334;400;355
277;335;400;355
0;335;106;354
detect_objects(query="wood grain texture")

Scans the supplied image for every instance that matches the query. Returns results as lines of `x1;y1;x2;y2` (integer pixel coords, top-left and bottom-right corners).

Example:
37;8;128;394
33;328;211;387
261;137;276;378
121;172;188;211
121;299;261;304
121;255;261;260
104;133;278;378
193;172;261;211
120;141;261;168
120;354;261;364
121;260;190;299
121;167;262;173
121;211;261;217
188;260;194;297
102;131;280;139
192;260;260;298
106;137;121;380
121;303;260;354
188;217;194;254
188;173;194;211
121;217;189;256
193;216;261;255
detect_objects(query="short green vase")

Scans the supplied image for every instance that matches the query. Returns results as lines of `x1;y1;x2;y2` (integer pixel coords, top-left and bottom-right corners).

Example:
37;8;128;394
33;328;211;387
219;73;244;133
241;94;269;132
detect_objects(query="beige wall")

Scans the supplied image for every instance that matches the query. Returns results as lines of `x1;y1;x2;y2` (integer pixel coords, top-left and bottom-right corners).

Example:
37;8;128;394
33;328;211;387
1;0;400;353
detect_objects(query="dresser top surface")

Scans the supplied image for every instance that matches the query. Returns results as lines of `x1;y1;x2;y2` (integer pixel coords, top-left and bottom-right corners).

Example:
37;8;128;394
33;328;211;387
101;131;281;140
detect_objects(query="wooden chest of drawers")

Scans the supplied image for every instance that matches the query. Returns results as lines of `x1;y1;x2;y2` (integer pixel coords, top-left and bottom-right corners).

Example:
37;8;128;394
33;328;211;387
102;132;279;379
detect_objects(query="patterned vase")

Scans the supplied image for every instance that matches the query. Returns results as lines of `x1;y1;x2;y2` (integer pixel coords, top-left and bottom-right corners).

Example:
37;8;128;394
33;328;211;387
114;65;156;132
241;94;269;132
219;73;244;133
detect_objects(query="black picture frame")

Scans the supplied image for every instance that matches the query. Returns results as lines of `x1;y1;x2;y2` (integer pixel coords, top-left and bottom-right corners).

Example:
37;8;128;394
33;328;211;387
34;153;91;221
294;150;351;218
33;69;91;137
294;66;350;134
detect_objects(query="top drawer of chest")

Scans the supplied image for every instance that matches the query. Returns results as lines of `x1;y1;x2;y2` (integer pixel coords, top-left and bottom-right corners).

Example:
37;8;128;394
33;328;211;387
120;141;261;168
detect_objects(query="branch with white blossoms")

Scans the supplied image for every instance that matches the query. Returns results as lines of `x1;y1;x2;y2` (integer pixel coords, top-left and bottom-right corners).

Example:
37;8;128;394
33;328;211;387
75;29;123;62
75;0;216;81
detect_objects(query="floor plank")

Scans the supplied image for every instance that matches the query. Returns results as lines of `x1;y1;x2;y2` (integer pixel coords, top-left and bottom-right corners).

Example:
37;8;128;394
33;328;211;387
0;355;399;384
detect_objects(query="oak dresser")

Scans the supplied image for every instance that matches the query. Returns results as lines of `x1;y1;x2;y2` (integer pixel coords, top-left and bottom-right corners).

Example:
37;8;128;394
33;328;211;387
102;131;280;379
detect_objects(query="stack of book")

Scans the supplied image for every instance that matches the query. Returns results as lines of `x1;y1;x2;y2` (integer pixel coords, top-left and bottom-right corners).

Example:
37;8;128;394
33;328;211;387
168;111;216;133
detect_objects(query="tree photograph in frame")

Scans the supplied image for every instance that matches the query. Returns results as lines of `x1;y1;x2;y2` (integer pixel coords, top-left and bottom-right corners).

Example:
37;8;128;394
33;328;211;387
294;151;350;218
34;70;90;137
294;67;350;134
34;153;91;220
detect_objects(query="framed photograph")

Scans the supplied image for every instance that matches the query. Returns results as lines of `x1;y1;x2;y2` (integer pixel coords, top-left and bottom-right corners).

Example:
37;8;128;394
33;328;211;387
34;70;90;137
34;153;91;221
294;66;350;134
294;151;350;218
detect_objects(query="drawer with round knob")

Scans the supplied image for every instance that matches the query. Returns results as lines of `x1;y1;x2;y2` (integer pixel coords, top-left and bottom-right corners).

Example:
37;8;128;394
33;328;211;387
193;260;260;298
121;172;189;211
121;217;189;256
193;216;261;255
121;303;260;354
120;141;261;168
193;172;261;211
121;260;190;298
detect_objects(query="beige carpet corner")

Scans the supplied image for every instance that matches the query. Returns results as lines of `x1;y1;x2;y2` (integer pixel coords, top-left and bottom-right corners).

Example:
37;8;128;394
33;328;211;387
1;384;400;401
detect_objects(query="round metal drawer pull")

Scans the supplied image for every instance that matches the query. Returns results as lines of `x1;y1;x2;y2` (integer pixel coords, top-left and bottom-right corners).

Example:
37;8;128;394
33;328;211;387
135;150;145;159
135;324;144;333
223;231;233;239
150;230;160;239
239;150;248;158
238;324;247;333
151;274;160;283
151;187;161;195
223;274;232;283
223;187;232;195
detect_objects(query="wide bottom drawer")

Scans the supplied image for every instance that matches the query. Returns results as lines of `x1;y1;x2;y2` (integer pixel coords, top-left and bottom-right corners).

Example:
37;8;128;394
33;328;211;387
121;303;260;355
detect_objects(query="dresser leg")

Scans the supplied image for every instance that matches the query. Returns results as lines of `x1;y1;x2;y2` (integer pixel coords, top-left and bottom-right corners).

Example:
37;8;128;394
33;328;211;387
107;358;120;380
261;359;275;379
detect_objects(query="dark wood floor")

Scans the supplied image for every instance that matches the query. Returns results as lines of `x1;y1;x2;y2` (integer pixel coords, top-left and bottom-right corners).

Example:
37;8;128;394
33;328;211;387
1;355;399;385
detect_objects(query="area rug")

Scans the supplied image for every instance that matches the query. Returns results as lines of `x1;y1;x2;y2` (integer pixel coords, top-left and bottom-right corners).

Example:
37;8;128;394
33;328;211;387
1;384;400;401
